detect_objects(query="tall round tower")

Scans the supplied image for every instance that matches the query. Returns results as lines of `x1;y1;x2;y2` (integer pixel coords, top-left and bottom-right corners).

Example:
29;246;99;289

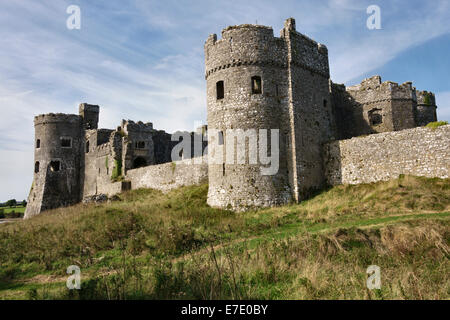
25;113;83;218
205;24;292;211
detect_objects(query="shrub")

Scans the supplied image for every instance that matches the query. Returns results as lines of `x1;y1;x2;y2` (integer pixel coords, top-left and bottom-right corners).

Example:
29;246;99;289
4;210;22;219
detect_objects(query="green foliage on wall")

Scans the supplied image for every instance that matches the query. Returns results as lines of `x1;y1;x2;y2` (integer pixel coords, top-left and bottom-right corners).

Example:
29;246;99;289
118;130;127;138
422;92;433;105
111;159;123;181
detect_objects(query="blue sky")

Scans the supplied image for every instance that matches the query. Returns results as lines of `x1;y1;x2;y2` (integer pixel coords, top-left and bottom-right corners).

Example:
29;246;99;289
0;0;449;202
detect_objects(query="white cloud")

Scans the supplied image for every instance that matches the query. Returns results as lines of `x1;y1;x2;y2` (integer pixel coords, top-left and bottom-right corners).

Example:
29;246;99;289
0;150;33;202
328;1;450;83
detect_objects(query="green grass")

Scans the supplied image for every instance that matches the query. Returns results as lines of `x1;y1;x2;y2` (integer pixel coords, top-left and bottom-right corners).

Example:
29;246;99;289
0;176;448;300
426;121;448;129
1;206;25;214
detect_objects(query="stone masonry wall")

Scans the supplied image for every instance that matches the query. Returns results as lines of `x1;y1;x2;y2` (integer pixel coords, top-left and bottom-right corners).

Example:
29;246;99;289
286;24;334;199
126;156;208;193
324;125;450;186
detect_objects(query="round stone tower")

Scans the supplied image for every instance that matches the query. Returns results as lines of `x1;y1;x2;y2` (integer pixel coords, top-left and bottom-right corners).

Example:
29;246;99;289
25;113;83;218
204;24;292;211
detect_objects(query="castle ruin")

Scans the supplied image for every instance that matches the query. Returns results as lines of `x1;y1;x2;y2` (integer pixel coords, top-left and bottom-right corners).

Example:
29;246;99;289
25;18;448;218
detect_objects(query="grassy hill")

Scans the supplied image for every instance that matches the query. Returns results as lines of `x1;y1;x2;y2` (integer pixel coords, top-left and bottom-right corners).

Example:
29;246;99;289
0;175;448;300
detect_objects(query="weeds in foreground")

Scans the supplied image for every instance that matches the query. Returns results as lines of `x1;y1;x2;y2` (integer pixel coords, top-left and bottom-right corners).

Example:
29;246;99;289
24;220;449;300
0;176;448;299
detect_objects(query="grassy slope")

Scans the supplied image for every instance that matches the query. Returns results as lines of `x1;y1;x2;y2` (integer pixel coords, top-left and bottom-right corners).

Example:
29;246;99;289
0;175;448;300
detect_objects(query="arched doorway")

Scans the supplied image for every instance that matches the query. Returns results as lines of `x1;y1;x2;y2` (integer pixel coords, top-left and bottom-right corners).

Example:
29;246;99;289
133;157;147;169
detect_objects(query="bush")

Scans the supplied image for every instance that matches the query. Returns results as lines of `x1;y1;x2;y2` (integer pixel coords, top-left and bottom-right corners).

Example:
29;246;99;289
4;210;23;219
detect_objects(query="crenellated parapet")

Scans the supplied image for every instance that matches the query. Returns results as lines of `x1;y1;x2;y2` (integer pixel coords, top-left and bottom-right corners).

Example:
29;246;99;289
34;113;82;126
121;119;153;134
416;90;436;106
331;75;439;138
204;19;330;80
282;27;330;77
205;24;288;80
415;90;437;126
79;103;99;129
346;76;416;105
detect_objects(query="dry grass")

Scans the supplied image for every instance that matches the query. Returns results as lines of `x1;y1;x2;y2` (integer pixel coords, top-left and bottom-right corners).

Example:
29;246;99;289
0;176;448;299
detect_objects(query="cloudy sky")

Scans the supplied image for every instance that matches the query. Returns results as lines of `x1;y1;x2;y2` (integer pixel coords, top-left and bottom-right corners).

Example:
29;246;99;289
0;0;449;202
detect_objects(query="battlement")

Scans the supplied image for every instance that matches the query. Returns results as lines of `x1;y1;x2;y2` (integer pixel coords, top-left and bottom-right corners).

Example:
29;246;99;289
331;82;346;91
345;76;416;103
416;90;436;106
205;18;330;79
120;120;153;134
205;24;274;47
205;22;287;79
79;103;99;113
281;18;329;77
95;141;112;156
348;76;414;92
34;113;81;126
79;103;100;129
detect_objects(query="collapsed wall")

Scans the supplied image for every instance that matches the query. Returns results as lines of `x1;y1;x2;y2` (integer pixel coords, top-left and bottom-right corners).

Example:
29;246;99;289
324;125;450;186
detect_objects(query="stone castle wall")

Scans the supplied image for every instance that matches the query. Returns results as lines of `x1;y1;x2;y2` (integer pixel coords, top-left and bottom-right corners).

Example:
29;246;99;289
24;18;445;218
285;24;334;200
126;156;208;192
331;76;437;140
324;125;450;186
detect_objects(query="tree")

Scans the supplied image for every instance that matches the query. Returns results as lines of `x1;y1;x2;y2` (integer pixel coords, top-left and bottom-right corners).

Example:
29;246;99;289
22;200;27;207
5;199;17;207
